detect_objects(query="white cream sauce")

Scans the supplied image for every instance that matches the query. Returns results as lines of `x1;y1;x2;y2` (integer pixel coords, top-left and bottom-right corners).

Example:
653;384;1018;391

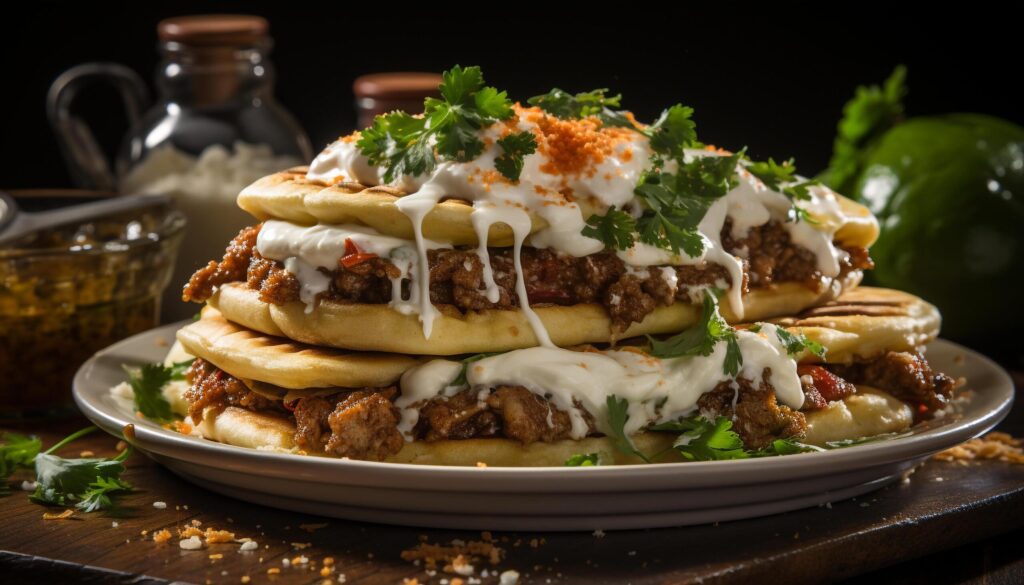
394;323;803;440
304;107;874;341
256;220;449;315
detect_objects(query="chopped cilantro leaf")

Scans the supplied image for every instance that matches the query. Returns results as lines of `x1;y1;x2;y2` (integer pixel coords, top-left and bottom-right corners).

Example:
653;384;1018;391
564;453;600;467
582;208;636;250
527;88;622;119
648;290;742;376
125;361;190;423
356;111;434;182
652;415;747;461
357;65;513;181
605;395;649;462
774;327;827;359
1;433;42;495
30;427;133;512
494;131;537;182
645;104;697;160
632;151;741;255
746;157;797;191
76;476;132;513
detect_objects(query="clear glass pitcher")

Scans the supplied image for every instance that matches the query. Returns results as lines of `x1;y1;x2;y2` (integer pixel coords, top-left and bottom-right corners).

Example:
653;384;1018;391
48;15;311;322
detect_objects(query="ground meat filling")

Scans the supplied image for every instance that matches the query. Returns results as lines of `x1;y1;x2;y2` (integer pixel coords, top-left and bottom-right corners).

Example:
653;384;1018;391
415;386;591;444
183;359;284;421
827;351;956;416
697;369;808;450
183;221;871;332
293;390;404;460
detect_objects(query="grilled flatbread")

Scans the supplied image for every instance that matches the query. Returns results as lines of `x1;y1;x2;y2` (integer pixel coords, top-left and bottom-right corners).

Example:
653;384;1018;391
238;167;880;250
208;274;866;356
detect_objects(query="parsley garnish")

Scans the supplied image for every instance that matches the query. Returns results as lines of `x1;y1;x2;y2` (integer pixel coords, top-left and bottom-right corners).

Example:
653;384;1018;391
645;104;697;161
648;290;743;377
774;327;827;359
582;207;636;249
30;427;133;512
744;156;819;224
125;360;191;423
564;453;600;467
605;395;650;463
494;131;537;182
820;65;907;193
746;157;797;191
650;415;747;461
650;416;818;460
1;433;42;495
526;87;632;128
357;65;514;182
631;151;741;255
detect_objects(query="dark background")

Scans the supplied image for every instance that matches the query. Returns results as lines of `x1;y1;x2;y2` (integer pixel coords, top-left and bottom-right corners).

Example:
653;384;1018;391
0;2;1020;188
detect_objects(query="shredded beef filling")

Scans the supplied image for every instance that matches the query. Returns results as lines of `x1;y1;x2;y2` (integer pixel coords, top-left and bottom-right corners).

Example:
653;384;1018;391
183;222;872;332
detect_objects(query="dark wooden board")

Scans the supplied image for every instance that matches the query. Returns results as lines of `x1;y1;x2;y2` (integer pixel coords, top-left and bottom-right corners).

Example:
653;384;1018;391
1;376;1022;585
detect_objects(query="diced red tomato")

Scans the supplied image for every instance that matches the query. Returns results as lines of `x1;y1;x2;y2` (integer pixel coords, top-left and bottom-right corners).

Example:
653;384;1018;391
340;238;377;268
797;365;855;402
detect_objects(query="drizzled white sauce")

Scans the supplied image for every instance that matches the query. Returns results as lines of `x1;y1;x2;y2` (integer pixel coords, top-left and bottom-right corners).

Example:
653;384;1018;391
395;323;803;440
304;107;874;341
256;220;449;315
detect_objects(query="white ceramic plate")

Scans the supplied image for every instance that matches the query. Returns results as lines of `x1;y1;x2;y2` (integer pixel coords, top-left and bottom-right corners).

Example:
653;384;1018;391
73;323;1013;531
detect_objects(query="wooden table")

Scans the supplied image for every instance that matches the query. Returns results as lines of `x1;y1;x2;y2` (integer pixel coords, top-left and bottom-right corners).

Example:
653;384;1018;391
1;377;1022;585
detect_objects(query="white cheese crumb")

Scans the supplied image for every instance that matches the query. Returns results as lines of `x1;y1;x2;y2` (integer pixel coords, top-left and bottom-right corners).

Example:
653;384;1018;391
179;536;203;550
592;529;605;538
239;541;259;552
111;521;119;528
859;502;870;508
499;569;521;585
152;501;167;509
453;558;475;576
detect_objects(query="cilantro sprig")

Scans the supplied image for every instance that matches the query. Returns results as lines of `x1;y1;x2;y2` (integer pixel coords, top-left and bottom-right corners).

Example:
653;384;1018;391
648;290;742;377
527;87;634;128
744;156;820;224
31;427;133;512
644;104;697;161
125;360;191;423
494;131;537;182
650;416;748;461
582;208;636;250
1;433;42;494
775;327;827;359
605;395;650;463
357;65;514;183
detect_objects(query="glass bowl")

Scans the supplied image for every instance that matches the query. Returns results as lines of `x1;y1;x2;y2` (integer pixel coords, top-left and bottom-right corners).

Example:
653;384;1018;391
0;190;186;420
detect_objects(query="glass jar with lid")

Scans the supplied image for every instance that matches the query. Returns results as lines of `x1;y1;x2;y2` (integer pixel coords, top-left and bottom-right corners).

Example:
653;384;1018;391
49;15;311;321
